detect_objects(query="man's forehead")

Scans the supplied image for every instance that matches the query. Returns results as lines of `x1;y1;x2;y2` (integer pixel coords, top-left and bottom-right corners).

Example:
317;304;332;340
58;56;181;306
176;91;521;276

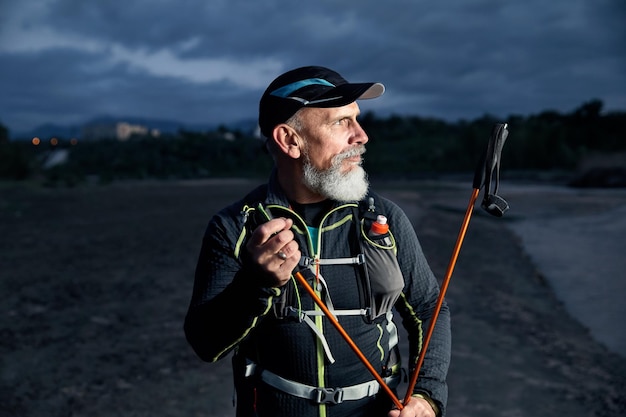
300;102;361;121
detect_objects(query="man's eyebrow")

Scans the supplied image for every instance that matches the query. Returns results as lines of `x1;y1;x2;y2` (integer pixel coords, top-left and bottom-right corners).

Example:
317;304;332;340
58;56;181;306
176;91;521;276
330;109;361;122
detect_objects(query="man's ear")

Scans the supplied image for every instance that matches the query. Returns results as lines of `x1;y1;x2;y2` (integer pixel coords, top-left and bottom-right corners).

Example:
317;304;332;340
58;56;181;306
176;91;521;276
272;124;302;159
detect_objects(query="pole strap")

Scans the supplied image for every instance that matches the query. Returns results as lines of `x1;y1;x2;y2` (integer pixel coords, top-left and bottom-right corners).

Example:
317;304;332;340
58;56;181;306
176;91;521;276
474;123;510;217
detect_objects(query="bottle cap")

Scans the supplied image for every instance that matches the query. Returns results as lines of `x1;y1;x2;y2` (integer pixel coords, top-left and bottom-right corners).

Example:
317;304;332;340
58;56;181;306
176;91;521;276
371;215;389;234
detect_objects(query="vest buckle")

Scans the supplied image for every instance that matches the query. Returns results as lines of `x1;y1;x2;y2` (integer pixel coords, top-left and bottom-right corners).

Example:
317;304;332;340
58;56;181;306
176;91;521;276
314;387;344;404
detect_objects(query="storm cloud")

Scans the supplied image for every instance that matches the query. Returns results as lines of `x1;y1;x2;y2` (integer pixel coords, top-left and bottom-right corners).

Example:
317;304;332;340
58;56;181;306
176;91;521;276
1;0;624;135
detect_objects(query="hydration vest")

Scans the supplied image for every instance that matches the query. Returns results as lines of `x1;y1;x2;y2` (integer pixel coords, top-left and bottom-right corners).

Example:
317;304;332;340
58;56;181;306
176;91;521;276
231;189;406;413
234;189;405;365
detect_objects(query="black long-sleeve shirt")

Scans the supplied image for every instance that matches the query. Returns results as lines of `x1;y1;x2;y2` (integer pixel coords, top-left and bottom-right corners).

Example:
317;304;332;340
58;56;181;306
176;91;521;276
184;173;450;416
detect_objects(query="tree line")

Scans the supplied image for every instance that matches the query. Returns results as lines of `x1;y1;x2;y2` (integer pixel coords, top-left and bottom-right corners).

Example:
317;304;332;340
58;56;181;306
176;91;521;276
1;99;624;186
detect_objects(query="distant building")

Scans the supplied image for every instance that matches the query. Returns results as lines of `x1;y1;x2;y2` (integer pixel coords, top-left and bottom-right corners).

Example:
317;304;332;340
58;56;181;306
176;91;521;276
81;122;160;141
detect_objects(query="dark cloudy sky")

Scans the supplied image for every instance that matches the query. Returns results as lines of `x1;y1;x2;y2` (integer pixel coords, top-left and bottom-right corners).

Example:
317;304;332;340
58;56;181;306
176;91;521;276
1;0;625;135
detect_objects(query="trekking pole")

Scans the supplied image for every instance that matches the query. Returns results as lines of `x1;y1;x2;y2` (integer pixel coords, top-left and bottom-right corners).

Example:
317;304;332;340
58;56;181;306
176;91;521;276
403;123;510;405
294;271;404;410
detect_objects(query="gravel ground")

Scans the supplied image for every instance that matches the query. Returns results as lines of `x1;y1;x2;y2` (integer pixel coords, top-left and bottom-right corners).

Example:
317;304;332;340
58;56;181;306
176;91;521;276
1;179;624;417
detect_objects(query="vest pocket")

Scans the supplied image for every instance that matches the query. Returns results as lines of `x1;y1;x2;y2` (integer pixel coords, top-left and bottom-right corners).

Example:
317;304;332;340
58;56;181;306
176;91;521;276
361;223;405;321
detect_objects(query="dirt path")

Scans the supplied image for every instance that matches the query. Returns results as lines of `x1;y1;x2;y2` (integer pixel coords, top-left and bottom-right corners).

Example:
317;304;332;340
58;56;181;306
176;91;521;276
1;180;624;417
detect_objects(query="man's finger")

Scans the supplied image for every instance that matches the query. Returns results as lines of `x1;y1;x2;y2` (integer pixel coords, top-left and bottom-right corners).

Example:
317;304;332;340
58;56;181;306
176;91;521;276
249;218;292;245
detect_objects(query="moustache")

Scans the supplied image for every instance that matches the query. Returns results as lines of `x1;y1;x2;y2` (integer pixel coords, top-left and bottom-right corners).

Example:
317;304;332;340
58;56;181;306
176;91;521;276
335;146;366;162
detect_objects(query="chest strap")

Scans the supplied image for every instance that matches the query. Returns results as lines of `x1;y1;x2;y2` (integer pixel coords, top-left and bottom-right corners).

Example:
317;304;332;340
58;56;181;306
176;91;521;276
300;254;365;267
285;306;336;364
245;361;400;405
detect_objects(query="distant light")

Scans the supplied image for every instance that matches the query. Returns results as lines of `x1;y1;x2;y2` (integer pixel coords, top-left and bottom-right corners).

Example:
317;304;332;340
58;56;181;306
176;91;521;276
70;138;78;145
50;138;59;146
32;137;41;145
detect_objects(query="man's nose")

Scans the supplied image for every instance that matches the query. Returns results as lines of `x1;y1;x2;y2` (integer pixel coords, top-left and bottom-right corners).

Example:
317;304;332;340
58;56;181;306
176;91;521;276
350;122;369;145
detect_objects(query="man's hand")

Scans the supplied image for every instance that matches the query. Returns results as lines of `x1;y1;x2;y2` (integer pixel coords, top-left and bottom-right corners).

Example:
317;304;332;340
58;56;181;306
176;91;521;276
246;217;300;287
387;396;436;417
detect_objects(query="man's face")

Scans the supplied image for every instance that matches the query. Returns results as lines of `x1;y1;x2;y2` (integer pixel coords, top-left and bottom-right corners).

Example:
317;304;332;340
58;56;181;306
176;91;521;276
296;102;369;173
295;102;370;202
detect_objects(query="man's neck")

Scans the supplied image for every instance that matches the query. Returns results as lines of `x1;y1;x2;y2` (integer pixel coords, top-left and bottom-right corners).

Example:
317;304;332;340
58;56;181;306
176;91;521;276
277;168;326;204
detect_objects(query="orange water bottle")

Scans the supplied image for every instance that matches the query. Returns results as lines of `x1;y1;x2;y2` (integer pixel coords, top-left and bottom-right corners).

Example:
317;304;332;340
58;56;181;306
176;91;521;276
369;215;392;246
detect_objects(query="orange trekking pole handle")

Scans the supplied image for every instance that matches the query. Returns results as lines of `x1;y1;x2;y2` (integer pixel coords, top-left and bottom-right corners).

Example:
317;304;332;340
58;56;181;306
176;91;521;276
402;188;479;405
294;271;404;410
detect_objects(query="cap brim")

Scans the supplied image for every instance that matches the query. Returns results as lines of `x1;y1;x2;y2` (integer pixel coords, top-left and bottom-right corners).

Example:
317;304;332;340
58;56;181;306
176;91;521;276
358;82;385;100
308;82;385;108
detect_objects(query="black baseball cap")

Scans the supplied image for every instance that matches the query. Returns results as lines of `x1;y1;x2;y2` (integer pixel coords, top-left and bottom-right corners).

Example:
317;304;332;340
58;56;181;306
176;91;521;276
258;66;385;138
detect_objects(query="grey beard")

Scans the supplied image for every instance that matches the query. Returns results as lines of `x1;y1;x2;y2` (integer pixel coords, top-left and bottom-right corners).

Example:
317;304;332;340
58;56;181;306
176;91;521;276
302;147;369;202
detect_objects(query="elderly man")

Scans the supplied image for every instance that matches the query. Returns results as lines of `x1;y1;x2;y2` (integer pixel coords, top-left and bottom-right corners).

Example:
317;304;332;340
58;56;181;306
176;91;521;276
184;66;450;417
